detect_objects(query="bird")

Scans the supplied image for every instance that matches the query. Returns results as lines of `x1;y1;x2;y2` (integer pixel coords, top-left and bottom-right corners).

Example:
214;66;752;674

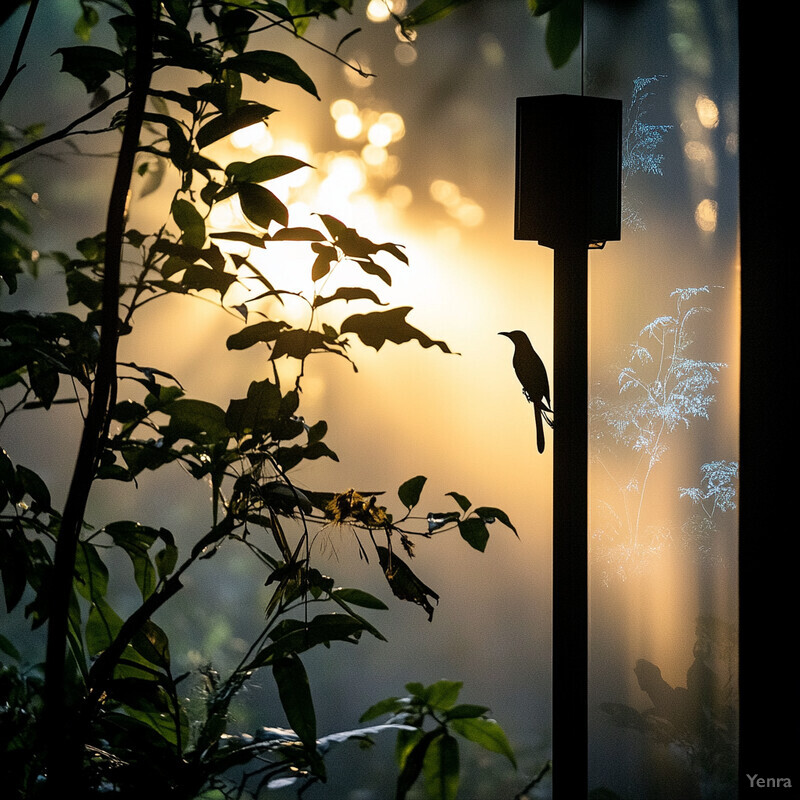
499;330;553;453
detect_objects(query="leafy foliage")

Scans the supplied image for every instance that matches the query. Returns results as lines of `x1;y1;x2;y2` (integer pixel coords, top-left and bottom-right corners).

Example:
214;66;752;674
589;287;736;582
398;0;582;68
600;616;738;795
621;76;672;230
360;679;517;800
0;2;521;797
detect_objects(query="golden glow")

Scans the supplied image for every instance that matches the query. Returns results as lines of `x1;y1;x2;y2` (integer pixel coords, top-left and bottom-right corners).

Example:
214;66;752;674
361;143;388;166
366;0;389;22
230;122;271;150
394;42;417;65
335;113;363;140
695;94;719;128
695;197;718;231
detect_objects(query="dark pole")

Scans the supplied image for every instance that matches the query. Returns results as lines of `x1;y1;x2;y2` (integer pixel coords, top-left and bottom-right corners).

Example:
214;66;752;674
515;93;620;798
552;240;589;797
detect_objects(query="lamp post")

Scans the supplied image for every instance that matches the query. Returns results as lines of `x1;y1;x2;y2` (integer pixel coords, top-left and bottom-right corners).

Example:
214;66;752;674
515;94;621;797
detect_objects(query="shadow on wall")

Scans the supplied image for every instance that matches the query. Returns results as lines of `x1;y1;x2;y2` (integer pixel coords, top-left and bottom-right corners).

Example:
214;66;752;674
598;616;738;800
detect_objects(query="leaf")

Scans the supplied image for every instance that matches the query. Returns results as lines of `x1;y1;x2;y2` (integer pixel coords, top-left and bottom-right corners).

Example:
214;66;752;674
398;475;427;509
223;50;319;99
457;517;489;552
424;680;463;711
544;0;582;68
400;0;472;29
163;398;230;444
396;729;440;800
423;733;460;800
271;654;320;779
171;197;206;248
376;546;439;621
331;587;388;610
444;703;491;720
359;696;405;722
313;287;387;309
55;45;124;92
446;491;470;512
86;596;124;657
449;717;517;768
238;182;289;229
103;521;164;601
195;103;277;149
131;619;171;670
226;155;312;183
226;320;291;351
225;379;282;436
474;506;518;536
310;242;338;282
341;307;452;353
270;226;326;242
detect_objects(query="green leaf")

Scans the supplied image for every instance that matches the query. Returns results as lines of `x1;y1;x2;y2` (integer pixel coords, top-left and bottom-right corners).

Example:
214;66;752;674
457;517;489;552
223;50;319;99
423;732;460;800
544;0;582;68
226;155;312;183
55;45;124;92
449;716;517;768
396;729;440;799
171;197;206;248
359;696;404;722
237;182;289;229
446;491;470;512
474;506;518;536
195;102;277;149
341;307;452;353
86;596;124;657
424;680;462;711
131;619;171;670
331;587;388;610
444;703;491;720
272;654;318;754
398;475;427;509
74;541;109;603
250;614;366;668
103;521;164;601
163;398;230;444
400;0;472;28
0;633;20;660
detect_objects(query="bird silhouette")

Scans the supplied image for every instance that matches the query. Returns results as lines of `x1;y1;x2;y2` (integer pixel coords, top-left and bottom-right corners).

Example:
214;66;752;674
499;330;553;453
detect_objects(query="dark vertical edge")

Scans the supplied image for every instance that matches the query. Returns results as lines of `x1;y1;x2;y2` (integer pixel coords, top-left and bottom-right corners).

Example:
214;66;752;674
738;1;797;795
552;241;589;798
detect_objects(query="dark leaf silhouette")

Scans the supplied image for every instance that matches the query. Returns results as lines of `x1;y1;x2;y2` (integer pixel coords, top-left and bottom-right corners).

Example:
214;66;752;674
376;546;439;621
341;307;452;353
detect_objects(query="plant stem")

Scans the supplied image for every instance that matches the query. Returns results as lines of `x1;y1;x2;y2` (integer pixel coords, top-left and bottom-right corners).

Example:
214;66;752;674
0;0;39;106
42;2;155;791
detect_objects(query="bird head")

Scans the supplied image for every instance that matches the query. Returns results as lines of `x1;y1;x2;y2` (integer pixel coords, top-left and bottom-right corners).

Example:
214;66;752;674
498;330;527;345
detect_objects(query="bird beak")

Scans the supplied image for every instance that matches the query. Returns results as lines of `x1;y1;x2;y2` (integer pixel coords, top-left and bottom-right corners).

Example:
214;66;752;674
498;331;509;337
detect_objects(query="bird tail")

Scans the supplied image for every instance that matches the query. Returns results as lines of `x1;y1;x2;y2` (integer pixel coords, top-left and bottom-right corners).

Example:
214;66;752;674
534;405;545;454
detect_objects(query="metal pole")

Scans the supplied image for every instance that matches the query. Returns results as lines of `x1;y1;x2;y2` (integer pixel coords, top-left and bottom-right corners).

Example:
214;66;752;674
552;239;589;798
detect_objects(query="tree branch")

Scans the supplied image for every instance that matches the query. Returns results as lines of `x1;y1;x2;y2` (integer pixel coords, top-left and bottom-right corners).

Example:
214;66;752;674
42;2;156;791
0;0;39;106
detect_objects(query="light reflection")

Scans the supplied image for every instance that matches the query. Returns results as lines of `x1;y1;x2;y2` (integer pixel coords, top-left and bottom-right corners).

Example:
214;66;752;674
695;197;718;231
230;122;271;151
695;94;719;128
